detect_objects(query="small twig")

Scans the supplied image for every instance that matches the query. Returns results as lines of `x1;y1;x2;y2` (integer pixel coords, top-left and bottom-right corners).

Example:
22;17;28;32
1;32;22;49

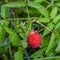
44;0;50;4
0;17;36;21
34;20;53;32
51;0;54;8
25;0;30;19
25;0;32;32
24;49;31;60
34;56;60;60
24;1;31;60
9;45;13;60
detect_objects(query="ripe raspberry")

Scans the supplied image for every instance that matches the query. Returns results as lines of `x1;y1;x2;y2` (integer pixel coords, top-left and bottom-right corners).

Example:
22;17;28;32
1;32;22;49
28;29;42;48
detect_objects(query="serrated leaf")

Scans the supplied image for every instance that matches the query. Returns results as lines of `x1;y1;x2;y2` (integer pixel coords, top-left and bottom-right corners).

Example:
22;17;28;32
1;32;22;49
28;1;49;17
0;26;5;42
55;58;60;60
40;38;49;48
34;0;44;3
54;31;60;39
55;3;60;7
46;51;55;57
1;6;9;18
3;55;8;60
19;32;27;40
38;17;50;23
45;33;55;55
55;40;60;53
4;27;15;34
3;1;25;7
43;23;54;36
53;15;60;24
22;42;28;48
4;27;20;46
46;4;52;9
55;22;60;30
0;21;9;42
9;34;20;46
30;48;44;58
50;7;58;19
0;20;9;27
14;47;23;60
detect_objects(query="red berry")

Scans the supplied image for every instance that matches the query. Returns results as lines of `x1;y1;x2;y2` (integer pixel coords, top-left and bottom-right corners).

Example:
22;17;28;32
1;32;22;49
28;29;42;48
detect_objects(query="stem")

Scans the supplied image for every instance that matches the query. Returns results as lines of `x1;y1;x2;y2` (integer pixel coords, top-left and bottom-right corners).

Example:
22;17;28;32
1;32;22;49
24;1;31;58
0;17;35;21
10;0;17;32
9;45;13;60
25;0;30;19
34;56;60;60
11;10;16;32
8;1;16;60
25;0;32;32
24;49;31;60
51;0;54;8
5;0;8;2
34;20;53;32
44;0;50;4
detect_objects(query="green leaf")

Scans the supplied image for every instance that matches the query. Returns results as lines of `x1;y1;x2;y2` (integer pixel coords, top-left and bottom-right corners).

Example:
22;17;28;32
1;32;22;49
21;41;28;48
54;31;60;39
9;33;20;46
0;26;5;42
50;7;58;19
46;51;55;57
1;6;9;18
34;0;44;3
14;47;23;60
45;33;55;55
30;48;44;58
40;38;49;48
0;21;9;42
38;17;50;23
19;32;27;40
3;1;25;7
0;20;9;27
55;3;60;7
55;22;60;30
43;23;54;36
3;55;8;60
46;4;52;9
4;27;15;34
55;58;60;60
4;27;20;46
55;40;60;53
53;15;60;24
28;1;49;17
